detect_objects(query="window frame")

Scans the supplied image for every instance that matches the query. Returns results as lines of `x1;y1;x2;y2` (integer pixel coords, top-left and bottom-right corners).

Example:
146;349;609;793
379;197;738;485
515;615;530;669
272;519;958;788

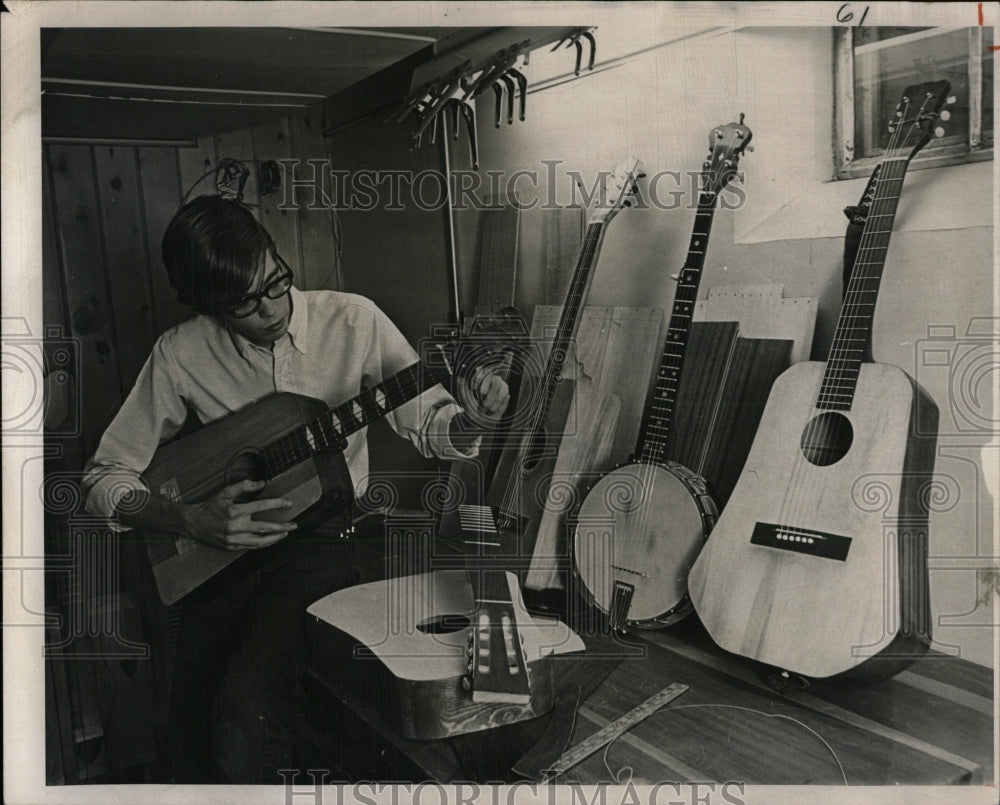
834;26;993;179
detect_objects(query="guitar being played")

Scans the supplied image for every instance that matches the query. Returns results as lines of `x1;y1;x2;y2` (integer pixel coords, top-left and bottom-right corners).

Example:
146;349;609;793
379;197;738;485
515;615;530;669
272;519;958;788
79;195;511;783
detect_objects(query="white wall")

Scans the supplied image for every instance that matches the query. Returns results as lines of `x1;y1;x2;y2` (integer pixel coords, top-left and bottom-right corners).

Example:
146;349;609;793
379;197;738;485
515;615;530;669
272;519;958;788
472;25;996;667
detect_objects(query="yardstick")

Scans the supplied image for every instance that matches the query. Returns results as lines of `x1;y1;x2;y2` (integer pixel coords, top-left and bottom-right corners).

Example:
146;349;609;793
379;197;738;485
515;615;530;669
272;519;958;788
536;682;689;783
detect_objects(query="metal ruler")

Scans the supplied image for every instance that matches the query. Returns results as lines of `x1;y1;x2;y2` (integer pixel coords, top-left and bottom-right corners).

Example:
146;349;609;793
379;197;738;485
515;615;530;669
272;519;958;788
537;682;689;783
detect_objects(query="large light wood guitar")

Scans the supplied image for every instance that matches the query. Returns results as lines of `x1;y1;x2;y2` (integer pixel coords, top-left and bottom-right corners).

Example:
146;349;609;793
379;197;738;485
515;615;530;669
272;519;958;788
572;117;752;631
687;82;951;680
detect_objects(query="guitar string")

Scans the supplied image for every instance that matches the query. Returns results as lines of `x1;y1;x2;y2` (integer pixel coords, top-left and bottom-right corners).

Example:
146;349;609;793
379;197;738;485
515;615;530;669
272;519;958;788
778;96;914;538
258;361;438;478
781;109;909;534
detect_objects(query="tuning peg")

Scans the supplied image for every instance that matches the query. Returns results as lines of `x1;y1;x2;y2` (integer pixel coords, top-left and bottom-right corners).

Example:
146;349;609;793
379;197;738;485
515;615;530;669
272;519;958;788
934;126;946;138
637;172;647;179
940;109;951;121
946;95;957;105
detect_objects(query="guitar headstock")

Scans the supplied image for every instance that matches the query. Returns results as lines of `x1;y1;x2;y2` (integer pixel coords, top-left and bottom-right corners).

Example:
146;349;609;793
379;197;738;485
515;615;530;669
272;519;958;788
585;156;645;226
701;115;753;196
466;570;532;704
884;80;953;161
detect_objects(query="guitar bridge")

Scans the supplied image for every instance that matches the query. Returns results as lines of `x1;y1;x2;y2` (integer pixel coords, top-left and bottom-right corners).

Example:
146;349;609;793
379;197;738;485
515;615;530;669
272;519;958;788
751;522;852;561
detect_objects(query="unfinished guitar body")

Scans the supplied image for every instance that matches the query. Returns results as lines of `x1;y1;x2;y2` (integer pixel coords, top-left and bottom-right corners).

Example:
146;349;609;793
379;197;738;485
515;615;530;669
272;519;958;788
306;570;585;739
688;361;937;680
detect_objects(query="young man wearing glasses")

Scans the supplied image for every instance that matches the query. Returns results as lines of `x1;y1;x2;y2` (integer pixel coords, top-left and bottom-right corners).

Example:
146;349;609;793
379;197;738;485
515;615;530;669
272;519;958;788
80;195;509;783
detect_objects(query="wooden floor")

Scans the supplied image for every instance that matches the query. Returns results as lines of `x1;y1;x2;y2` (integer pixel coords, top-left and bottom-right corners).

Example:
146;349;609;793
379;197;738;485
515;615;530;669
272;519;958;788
305;610;995;787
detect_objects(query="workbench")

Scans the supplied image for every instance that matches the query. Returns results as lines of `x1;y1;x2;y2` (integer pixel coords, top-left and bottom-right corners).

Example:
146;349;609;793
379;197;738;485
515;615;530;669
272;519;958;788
303;612;994;786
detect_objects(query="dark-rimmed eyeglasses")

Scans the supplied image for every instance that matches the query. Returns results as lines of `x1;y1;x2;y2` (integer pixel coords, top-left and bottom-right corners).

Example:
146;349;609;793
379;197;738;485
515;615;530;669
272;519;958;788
227;254;293;319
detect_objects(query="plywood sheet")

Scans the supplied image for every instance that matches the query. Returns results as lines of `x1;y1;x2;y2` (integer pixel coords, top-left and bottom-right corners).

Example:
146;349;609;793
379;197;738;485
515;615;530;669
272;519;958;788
529;305;663;464
694;284;817;364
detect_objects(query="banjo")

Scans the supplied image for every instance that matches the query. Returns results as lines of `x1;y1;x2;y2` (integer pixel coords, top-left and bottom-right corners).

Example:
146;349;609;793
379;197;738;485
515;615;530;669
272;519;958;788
572;117;753;630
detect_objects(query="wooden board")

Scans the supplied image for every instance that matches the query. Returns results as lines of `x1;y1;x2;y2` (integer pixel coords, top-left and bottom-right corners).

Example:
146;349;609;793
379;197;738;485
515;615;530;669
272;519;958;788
287;112;341;291
137;147;192;334
524;381;621;590
176;136;217;205
694;284;818;364
46;144;127;454
543;206;584;307
250;117;303;270
662;321;740;476
474;203;520;315
529;305;664;465
704;336;792;506
93;144;157;389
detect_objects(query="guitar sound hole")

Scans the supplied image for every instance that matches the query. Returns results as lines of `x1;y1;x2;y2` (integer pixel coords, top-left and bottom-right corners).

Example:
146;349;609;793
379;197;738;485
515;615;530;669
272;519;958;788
416;614;471;635
521;431;548;475
800;412;853;466
226;449;264;488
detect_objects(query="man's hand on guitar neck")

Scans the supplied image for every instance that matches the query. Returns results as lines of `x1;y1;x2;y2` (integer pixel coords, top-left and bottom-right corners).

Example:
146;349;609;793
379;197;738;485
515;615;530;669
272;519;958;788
449;366;511;453
118;479;297;551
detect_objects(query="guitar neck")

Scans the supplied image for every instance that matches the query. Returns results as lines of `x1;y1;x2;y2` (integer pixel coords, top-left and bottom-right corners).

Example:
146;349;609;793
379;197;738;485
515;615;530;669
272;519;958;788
258;359;452;478
635;193;719;464
818;157;909;411
534;221;608;424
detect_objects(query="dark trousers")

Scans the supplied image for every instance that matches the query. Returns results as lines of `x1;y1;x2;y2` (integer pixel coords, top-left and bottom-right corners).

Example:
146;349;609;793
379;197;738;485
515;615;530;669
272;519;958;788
164;529;359;783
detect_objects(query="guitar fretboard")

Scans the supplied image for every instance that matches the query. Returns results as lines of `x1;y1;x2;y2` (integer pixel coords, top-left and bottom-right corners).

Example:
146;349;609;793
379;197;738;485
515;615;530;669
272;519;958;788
537;221;606;422
258;358;452;478
636;193;718;465
818;158;909;411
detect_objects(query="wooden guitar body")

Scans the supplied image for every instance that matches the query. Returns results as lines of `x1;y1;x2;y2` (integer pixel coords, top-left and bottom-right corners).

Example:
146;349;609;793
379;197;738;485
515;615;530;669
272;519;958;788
573;462;716;627
305;570;585;739
142;393;353;605
688;361;938;679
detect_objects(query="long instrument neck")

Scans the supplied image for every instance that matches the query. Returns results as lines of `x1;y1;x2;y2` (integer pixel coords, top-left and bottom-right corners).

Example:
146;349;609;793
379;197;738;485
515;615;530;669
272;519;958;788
531;220;607;430
635;191;718;465
258;359;451;478
818;157;909;412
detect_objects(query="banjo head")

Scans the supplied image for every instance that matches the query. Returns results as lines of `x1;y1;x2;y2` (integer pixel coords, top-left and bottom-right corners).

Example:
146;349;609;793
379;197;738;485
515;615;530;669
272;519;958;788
572;462;713;626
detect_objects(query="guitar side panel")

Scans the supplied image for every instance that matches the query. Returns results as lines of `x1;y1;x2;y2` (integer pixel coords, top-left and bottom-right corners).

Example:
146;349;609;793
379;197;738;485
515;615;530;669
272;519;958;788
689;361;934;678
306;570;584;739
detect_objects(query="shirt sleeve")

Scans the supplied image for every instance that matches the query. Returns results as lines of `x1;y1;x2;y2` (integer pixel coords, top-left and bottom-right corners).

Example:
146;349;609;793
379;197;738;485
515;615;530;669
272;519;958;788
81;335;191;525
359;302;480;461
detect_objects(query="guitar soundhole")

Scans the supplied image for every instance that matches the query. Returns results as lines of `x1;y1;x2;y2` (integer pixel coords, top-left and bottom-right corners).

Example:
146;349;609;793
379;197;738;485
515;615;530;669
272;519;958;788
800;412;853;466
416;614;471;635
226;449;264;488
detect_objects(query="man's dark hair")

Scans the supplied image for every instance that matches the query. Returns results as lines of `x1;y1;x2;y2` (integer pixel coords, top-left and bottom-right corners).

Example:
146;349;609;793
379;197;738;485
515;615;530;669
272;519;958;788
162;195;275;316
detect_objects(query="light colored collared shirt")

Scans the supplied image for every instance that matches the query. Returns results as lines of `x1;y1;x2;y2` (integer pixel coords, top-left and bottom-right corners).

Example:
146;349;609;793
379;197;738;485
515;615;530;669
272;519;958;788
82;287;472;521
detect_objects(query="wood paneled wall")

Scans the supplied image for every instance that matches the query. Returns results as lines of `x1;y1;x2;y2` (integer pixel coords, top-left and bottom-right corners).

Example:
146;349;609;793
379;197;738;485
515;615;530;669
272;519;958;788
43;112;338;470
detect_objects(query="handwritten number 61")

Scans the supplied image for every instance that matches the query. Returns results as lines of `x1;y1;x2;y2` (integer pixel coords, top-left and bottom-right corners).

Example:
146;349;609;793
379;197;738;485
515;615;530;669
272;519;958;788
837;3;870;25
